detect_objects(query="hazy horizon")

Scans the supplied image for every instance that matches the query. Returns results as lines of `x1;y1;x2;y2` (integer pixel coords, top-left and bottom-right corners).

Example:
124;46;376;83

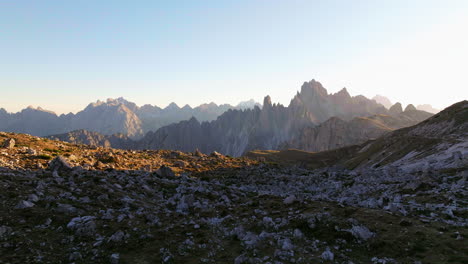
1;0;467;114
0;81;451;115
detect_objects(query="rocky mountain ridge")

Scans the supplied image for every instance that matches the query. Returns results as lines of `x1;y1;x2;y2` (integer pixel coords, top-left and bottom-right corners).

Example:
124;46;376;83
248;100;467;172
282;107;433;152
0;98;261;139
136;80;433;156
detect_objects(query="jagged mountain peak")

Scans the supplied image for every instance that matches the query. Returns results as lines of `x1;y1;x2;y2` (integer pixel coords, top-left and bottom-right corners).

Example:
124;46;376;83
263;95;272;108
335;87;351;98
300;79;328;98
389;102;403;115
23;106;57;115
164;102;180;110
404;104;417;112
181;104;193;110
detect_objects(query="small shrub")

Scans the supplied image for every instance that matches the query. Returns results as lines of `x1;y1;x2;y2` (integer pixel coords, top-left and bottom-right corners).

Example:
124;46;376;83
36;154;52;160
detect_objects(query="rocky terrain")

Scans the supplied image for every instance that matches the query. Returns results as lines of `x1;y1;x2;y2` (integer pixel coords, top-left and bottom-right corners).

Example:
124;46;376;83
281;107;433;152
0;98;260;139
0;101;466;263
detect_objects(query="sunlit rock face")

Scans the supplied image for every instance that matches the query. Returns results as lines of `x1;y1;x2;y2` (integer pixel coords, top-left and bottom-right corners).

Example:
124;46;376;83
139;80;432;156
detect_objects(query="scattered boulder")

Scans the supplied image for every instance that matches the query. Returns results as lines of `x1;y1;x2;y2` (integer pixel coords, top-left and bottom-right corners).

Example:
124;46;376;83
156;165;175;177
210;151;223;158
1;138;15;149
349;225;375;241
67;216;97;236
28;194;40;202
0;226;13;239
193;149;204;157
108;230;126;243
26;148;37;155
55;203;78;214
69;252;82;261
48;156;73;172
174;160;188;168
283;194;296;205
110;253;120;264
321;247;334;261
14;200;35;209
280;238;294;250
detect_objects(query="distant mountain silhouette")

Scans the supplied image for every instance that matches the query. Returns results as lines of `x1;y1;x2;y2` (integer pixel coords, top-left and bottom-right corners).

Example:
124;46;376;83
3;79;435;155
416;104;440;114
0;98;260;138
372;95;392;109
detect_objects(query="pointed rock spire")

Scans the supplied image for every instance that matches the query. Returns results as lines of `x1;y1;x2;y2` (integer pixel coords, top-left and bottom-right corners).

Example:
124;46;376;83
389;102;403;115
404;104;417;112
263;95;272;109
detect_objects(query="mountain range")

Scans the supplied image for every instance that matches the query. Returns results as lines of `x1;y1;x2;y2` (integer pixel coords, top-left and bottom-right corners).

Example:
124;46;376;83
248;99;467;172
47;80;433;156
0;98;260;138
372;95;440;113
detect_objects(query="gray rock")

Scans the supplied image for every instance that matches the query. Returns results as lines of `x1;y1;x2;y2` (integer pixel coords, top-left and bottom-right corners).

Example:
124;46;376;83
14;200;35;209
280;238;294;250
67;216;97;236
0;226;13;239
55;203;78;214
156;165;175;177
321;247;334;261
210;151;223;158
350;225;375;241
1;138;15;149
283;195;296;205
108;230;125;243
293;228;303;239
28;194;40;202
69;252;82;261
26;148;37;155
48;156;72;172
110;253;120;264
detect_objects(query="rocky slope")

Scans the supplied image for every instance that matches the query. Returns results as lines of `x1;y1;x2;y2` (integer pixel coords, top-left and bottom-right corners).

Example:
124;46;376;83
47;130;135;149
248;100;467;172
282;107;433;152
1;117;466;263
344;100;467;171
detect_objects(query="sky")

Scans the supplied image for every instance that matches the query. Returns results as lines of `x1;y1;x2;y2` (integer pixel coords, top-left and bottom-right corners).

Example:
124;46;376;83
1;0;467;114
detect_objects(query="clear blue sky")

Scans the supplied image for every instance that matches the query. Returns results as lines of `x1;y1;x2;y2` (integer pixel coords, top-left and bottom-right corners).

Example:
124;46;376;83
1;0;467;114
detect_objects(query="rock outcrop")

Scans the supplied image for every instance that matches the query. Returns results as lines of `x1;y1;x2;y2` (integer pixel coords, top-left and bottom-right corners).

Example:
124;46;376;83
282;107;433;152
389;102;403;115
